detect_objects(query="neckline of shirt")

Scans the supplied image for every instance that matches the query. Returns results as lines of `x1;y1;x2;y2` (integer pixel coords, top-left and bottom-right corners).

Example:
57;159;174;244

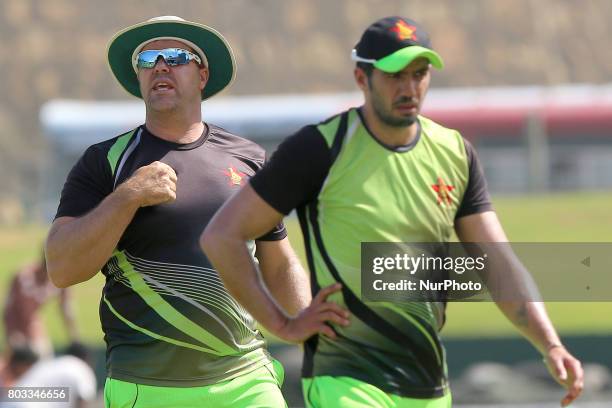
141;123;210;150
356;107;422;153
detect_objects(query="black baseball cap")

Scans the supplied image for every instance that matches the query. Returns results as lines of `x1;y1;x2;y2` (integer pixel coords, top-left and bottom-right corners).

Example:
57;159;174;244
352;16;444;73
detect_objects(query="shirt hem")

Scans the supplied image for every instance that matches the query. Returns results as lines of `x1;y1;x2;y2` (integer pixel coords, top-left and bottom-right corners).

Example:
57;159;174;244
107;352;272;387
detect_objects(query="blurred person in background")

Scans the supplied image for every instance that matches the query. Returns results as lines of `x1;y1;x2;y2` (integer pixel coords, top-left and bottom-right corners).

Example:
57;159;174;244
45;15;341;408
4;342;97;408
0;344;39;388
202;16;584;408
3;251;78;358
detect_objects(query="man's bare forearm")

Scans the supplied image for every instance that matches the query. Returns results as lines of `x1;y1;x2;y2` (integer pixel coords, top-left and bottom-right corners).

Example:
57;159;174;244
45;188;140;288
496;301;562;355
256;239;312;316
485;246;563;355
262;256;311;316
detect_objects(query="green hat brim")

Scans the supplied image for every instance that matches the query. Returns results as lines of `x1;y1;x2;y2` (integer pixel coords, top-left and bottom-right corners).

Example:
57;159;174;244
374;46;444;73
107;20;235;100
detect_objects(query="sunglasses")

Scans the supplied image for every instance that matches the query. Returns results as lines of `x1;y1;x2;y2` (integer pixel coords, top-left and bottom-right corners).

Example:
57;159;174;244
135;48;203;69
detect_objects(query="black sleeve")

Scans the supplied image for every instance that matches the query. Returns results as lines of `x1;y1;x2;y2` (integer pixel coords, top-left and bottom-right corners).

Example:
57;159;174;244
250;125;332;215
256;162;288;243
455;139;493;219
54;145;113;219
253;149;287;242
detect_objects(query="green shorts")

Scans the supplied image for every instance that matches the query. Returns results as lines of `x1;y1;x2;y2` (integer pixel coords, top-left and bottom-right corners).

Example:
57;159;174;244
104;360;286;408
302;376;452;408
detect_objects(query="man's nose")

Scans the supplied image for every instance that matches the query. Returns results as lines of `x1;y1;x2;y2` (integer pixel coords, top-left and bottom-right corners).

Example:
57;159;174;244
153;56;170;73
399;76;417;95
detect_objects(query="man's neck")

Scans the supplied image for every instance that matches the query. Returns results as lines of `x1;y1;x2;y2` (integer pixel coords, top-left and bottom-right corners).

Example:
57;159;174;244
361;105;419;147
145;111;205;144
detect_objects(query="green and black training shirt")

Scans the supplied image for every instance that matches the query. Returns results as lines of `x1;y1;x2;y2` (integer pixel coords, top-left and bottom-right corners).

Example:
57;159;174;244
55;124;286;386
251;107;492;398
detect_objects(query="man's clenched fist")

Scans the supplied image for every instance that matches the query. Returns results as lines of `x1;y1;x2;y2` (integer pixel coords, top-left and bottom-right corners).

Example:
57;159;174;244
118;161;178;207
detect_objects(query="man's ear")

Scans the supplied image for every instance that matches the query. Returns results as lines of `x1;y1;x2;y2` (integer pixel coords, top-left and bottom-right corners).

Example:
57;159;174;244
354;66;369;92
199;66;210;91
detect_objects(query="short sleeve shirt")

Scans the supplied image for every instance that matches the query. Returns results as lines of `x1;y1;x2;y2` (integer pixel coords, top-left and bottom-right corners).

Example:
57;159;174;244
250;108;492;398
55;124;285;386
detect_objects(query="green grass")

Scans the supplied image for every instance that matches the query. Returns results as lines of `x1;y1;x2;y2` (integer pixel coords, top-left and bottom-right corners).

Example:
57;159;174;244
492;192;612;242
1;191;611;348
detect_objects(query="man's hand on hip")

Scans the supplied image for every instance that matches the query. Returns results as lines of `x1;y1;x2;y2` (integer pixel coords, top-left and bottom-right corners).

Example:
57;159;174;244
276;283;350;343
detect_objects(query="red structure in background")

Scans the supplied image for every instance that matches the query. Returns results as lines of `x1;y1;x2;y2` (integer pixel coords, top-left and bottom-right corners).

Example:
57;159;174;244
422;103;612;141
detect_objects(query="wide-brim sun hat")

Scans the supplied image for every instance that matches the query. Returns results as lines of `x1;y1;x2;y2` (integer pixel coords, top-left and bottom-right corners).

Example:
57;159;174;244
107;16;235;100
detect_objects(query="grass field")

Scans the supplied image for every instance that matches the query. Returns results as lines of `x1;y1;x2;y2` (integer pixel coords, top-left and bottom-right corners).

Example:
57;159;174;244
1;191;611;348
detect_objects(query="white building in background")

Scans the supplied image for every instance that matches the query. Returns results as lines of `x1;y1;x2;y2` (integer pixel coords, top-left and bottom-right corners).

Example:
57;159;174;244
39;85;612;220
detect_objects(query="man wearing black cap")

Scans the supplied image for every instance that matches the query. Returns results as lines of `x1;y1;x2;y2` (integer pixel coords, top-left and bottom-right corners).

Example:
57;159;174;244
202;16;584;408
43;15;342;407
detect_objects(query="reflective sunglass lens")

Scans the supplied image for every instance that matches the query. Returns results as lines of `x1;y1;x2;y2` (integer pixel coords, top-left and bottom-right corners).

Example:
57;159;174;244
136;49;194;69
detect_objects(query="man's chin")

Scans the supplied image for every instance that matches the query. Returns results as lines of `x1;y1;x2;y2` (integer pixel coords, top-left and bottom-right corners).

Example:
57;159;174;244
147;99;178;113
382;114;418;128
372;102;419;127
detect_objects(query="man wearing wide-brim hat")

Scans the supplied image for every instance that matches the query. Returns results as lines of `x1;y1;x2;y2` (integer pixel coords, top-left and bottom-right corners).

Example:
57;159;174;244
45;16;326;407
